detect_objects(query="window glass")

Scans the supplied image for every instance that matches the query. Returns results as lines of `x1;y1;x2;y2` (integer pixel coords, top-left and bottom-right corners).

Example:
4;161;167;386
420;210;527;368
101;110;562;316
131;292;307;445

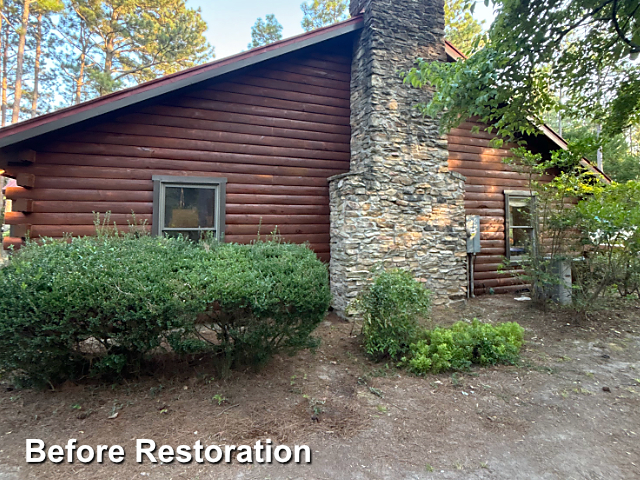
164;186;216;229
507;195;534;261
509;197;531;227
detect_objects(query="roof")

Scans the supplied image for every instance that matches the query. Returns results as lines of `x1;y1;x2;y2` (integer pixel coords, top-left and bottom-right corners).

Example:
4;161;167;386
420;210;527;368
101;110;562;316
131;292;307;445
0;16;364;149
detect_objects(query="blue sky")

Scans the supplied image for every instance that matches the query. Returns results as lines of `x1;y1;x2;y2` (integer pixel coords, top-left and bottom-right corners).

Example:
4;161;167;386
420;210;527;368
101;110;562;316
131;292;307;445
186;0;496;60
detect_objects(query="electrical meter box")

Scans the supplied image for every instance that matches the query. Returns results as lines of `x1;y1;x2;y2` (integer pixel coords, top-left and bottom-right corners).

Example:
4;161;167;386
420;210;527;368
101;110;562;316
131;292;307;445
466;215;481;254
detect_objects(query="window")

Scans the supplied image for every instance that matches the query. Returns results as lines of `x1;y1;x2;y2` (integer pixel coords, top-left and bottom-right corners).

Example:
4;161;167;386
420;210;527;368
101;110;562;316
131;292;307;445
505;192;535;262
152;176;226;241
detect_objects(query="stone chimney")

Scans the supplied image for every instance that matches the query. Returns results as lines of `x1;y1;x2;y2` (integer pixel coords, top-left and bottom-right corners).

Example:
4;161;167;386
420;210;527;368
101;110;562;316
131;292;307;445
329;0;468;316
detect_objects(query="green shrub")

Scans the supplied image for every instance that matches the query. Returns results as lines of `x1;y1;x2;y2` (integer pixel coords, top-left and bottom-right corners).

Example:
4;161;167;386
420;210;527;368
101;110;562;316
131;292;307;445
405;320;524;375
0;235;201;386
354;269;432;361
0;235;330;386
172;240;331;368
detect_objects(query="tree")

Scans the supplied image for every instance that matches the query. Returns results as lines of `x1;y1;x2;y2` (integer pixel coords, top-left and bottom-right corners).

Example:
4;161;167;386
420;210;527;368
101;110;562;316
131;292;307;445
11;0;30;123
404;0;640;152
69;0;213;96
248;14;282;49
444;0;484;56
300;0;348;32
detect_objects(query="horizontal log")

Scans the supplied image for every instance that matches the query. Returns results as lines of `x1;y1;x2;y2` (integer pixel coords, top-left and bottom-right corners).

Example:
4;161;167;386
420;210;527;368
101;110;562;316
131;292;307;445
474;262;508;273
118;111;351;145
30;176;330;196
464;192;505;202
207;81;350;109
449;127;499;141
226;214;329;225
481;239;506;248
0;149;36;165
251;66;350;93
455;167;549;181
90;121;350;155
188;90;350;119
235;74;350;101
479;216;505;224
464;200;505;209
39;150;347;179
447;134;518;151
158;98;350;135
5;212;152;225
477;247;506;255
10;165;332;188
474;277;527;289
450;159;526;172
226;194;328;205
473;270;525;280
464;177;531;188
7;188;329;206
2;237;23;250
270;60;351;83
31;201;153;214
292;56;351;74
480;231;505;240
226;204;330;216
475;255;507;264
466;185;510;194
6;187;153;203
62;131;351;163
466;209;506;217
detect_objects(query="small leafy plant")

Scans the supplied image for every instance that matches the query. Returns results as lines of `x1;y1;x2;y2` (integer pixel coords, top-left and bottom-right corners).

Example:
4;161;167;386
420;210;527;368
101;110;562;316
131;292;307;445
353;269;432;361
404;320;524;375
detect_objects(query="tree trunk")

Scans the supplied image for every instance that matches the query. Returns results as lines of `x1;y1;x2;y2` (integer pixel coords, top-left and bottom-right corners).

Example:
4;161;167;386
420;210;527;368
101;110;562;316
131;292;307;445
12;0;31;123
30;12;42;118
1;30;8;127
596;124;603;172
75;50;86;104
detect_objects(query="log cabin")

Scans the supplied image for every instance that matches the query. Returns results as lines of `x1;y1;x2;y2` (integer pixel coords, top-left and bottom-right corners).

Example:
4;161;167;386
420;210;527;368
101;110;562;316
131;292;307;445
0;0;606;315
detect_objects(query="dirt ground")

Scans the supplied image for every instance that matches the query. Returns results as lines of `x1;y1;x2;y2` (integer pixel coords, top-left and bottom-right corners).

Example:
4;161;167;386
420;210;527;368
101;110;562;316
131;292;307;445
0;296;639;480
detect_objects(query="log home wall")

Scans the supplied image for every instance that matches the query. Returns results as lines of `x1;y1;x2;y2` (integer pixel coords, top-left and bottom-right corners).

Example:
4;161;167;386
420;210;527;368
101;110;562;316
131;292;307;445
3;42;353;261
447;119;553;295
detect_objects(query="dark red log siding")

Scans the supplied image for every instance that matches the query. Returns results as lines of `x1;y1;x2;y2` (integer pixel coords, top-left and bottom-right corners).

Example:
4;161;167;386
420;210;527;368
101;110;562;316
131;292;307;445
4;41;354;261
447;119;554;295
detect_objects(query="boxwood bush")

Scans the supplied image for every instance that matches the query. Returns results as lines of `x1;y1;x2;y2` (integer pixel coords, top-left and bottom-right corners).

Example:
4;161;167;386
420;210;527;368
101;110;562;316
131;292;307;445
404;320;525;375
0;235;330;386
354;269;432;360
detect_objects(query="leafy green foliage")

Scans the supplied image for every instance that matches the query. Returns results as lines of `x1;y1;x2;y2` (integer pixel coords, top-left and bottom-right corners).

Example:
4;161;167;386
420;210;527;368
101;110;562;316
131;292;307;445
172;240;332;369
405;320;524;375
248;14;283;49
354;270;432;361
0;235;201;386
300;0;349;32
404;0;639;148
0;235;330;386
573;181;640;301
445;0;485;56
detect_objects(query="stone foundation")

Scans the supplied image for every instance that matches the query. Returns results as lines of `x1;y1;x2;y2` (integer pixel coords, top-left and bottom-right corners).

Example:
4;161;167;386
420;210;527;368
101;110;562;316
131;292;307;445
329;0;468;316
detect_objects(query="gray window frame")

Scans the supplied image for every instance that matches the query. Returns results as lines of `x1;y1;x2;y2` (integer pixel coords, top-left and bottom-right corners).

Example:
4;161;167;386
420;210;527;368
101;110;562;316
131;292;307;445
504;191;535;263
152;175;226;241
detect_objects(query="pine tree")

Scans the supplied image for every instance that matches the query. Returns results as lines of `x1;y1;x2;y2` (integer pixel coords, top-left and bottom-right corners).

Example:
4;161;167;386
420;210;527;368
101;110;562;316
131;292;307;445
248;14;283;49
300;0;348;32
69;0;213;96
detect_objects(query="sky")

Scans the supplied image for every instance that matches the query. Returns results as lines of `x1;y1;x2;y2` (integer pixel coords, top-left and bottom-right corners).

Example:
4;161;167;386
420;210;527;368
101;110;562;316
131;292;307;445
186;0;496;60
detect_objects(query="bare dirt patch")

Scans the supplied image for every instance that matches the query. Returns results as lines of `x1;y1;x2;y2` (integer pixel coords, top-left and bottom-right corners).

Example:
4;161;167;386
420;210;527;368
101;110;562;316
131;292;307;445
0;296;639;479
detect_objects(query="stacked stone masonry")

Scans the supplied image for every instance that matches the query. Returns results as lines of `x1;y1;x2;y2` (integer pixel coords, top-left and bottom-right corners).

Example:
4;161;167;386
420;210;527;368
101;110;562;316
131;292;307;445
329;0;468;316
